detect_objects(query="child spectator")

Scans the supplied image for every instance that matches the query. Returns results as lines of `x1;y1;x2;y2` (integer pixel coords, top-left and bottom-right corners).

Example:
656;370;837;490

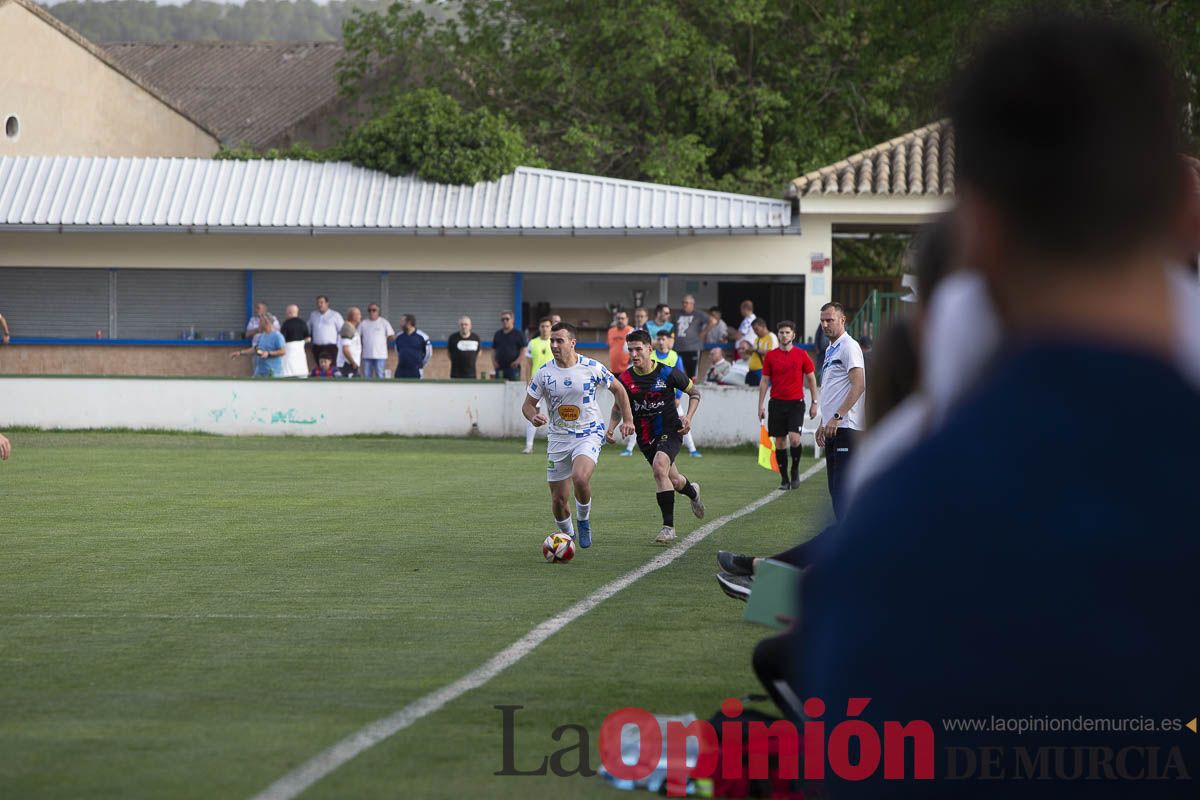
310;356;336;378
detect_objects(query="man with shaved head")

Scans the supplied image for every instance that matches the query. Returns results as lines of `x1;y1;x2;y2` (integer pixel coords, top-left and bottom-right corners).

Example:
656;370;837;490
279;304;310;378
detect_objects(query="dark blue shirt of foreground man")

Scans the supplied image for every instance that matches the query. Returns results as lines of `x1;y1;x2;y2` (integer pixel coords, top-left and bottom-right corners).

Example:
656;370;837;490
795;17;1200;800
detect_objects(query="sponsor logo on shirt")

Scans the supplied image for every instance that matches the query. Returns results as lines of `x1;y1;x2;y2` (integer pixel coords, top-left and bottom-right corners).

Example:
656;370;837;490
559;405;581;421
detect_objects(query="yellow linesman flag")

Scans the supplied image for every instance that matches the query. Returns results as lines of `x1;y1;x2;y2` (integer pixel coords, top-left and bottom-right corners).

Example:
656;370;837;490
758;425;780;472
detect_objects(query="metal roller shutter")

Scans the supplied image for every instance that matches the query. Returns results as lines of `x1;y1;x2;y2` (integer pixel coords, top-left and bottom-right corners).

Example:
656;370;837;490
0;268;109;338
389;272;514;342
252;271;383;327
115;270;245;340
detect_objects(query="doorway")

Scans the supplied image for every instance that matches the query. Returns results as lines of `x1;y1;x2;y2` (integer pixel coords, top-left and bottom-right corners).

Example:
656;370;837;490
717;279;806;339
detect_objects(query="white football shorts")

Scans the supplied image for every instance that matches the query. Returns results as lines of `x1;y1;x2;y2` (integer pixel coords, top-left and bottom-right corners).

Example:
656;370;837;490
546;435;604;482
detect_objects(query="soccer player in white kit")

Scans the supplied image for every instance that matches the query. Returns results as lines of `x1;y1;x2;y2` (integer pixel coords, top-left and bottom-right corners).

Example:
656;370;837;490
522;322;635;549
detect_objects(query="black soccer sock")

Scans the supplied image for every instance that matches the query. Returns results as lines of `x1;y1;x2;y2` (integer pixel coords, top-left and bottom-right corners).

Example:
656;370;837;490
656;490;675;527
777;446;789;479
790;446;801;480
676;477;698;500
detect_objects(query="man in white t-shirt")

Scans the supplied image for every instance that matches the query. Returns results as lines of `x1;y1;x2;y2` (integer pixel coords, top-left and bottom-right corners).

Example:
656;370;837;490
336;307;362;378
816;301;866;519
734;299;758;347
244;301;279;337
307;295;344;367
522;322;634;550
357;304;395;379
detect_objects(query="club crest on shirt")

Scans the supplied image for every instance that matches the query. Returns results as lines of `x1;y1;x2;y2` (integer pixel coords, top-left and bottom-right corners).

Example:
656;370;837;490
653;379;667;390
563;379;572;386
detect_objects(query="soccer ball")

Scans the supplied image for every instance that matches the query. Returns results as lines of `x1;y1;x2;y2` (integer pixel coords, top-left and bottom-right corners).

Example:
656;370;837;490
542;533;576;563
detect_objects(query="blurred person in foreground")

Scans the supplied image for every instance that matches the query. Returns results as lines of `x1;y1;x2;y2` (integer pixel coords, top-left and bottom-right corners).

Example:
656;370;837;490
797;16;1200;797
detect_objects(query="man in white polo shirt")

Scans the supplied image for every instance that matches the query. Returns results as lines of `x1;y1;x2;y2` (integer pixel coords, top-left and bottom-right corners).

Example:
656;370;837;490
816;301;866;520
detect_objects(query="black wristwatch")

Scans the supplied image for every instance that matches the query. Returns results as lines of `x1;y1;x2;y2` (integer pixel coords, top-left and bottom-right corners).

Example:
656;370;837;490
832;413;843;420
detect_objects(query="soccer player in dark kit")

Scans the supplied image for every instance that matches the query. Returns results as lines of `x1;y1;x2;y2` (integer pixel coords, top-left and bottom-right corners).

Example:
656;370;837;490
607;329;705;544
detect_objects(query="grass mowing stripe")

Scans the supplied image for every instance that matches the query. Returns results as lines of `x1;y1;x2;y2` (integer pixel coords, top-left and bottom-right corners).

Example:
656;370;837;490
252;460;825;800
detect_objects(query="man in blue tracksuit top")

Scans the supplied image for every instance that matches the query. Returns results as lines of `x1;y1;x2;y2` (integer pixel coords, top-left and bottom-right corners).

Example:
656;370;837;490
392;314;431;379
795;17;1200;798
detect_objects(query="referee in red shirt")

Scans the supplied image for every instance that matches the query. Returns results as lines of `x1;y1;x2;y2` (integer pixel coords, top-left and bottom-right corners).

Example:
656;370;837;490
758;320;818;490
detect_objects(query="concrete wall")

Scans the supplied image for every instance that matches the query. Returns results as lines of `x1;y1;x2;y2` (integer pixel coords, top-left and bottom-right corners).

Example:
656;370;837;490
0;376;774;446
0;2;218;157
0;344;509;379
0;343;749;381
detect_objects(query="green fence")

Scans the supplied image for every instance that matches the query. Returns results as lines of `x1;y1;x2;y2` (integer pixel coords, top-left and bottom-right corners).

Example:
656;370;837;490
847;290;906;341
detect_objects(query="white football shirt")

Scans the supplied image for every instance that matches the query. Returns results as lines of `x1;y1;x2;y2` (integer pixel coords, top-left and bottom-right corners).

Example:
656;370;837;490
527;355;613;444
819;332;866;430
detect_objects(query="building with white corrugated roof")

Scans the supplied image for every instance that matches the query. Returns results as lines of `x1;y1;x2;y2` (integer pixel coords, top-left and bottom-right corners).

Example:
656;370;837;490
0;157;831;377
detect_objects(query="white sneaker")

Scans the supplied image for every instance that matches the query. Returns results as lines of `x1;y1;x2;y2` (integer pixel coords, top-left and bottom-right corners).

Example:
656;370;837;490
655;526;676;545
688;483;705;519
521;446;533;454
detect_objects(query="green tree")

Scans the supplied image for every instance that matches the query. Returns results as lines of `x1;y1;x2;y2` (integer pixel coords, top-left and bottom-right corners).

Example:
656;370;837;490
339;89;543;184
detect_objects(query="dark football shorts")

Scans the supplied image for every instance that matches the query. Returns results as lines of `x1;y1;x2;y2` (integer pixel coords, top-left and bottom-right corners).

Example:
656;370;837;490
640;431;683;465
767;398;805;437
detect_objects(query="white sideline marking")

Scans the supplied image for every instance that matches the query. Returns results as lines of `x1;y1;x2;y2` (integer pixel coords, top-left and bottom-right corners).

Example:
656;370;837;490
2;613;390;621
252;461;825;800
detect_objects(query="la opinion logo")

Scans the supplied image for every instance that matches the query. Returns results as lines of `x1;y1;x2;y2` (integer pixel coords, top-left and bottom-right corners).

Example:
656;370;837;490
497;697;935;796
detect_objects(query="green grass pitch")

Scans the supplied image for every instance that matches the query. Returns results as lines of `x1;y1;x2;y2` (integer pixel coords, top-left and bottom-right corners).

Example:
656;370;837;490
0;432;829;798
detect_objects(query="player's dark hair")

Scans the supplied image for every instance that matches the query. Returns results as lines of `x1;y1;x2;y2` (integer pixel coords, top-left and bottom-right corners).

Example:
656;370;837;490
551;321;577;339
708;306;720;314
655;328;674;338
752;317;768;329
316;294;329;303
403;314;415;327
820;302;845;315
654;303;670;314
538;316;552;326
776;320;795;333
625;329;652;347
948;14;1185;264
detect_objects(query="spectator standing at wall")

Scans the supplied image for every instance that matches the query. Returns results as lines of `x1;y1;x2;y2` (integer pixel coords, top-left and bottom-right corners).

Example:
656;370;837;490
231;314;285;377
244;302;279;337
448;316;481;379
522;317;555;454
0;311;9;344
0;432;11;459
745;317;778;386
700;306;728;351
645;304;674;338
607;310;635;374
336;307;362;378
734;300;757;345
673;294;703;380
280;304;310;378
492;311;526;380
393;315;431;379
308;295;344;367
358;304;395;379
632;307;649;332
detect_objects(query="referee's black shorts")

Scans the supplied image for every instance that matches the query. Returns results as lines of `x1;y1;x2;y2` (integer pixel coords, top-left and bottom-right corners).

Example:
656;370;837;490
640;432;683;465
767;398;805;437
